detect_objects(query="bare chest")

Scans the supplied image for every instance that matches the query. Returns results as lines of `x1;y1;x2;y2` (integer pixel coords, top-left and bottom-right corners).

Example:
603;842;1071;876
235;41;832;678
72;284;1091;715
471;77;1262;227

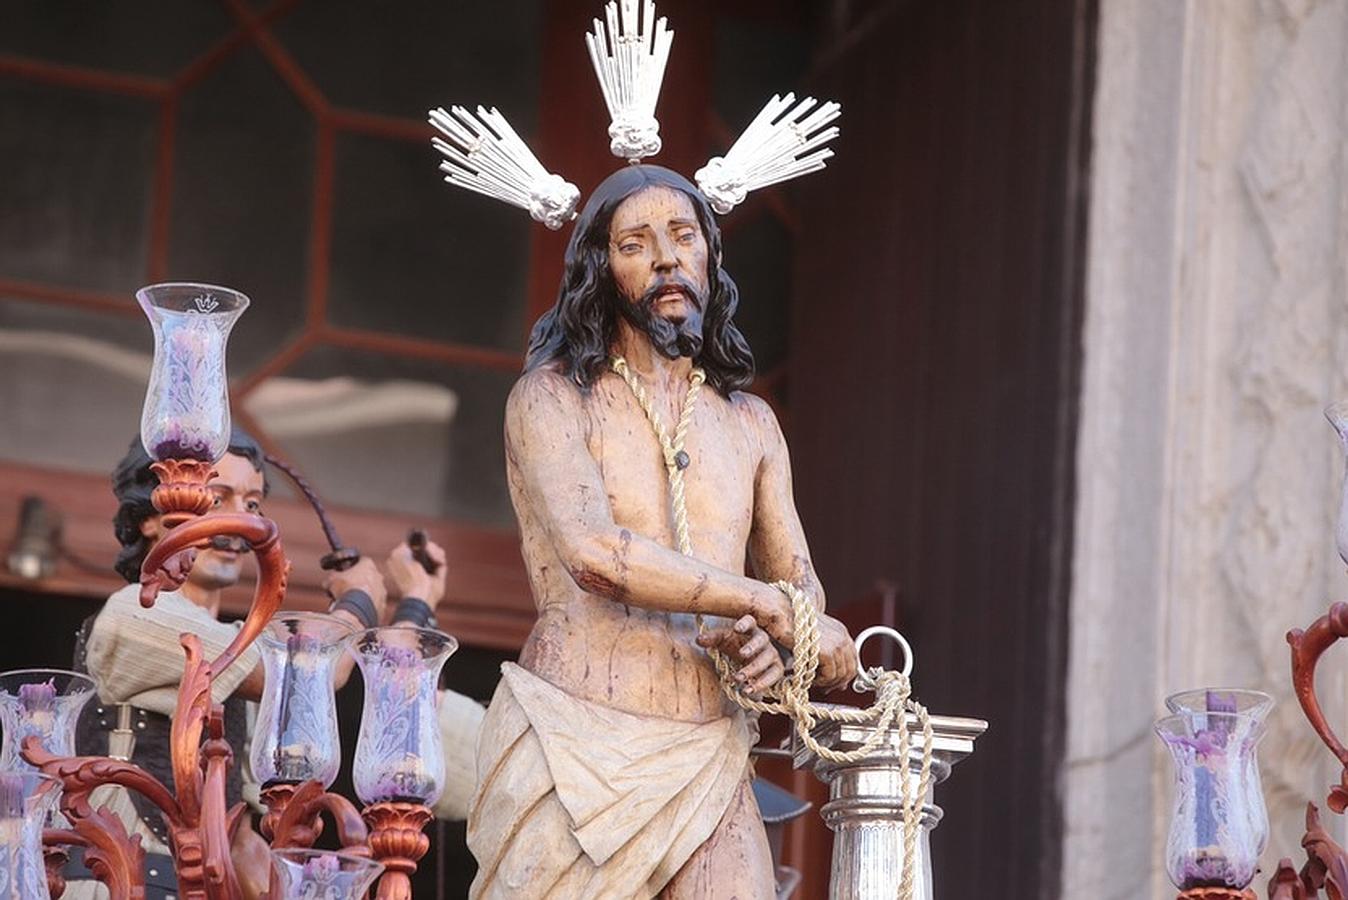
584;386;759;568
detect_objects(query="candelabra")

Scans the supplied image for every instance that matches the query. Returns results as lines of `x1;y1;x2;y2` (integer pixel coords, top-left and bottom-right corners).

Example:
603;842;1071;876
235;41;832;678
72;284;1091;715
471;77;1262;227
0;283;451;899
1262;603;1348;898
1157;613;1348;900
1156;406;1348;900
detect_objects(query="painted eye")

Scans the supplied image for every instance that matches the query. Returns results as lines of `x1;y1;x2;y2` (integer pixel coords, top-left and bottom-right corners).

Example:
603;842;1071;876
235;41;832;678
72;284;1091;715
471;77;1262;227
246;499;262;514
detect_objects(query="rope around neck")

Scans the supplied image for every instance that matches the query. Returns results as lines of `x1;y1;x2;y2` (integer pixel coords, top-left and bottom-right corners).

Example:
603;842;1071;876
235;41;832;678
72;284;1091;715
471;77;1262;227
610;356;935;900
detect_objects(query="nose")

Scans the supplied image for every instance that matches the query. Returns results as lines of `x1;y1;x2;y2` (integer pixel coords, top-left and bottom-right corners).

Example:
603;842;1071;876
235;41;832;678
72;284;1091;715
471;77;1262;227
651;234;677;272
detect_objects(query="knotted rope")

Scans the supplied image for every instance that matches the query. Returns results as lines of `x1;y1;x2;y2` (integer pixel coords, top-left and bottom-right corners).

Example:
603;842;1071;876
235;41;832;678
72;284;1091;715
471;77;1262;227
610;356;934;900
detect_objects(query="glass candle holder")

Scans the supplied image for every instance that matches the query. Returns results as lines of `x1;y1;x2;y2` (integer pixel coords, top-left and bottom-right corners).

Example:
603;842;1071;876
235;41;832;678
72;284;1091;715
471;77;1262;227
1164;688;1274;719
1165;686;1272;860
137;282;248;463
346;627;457;807
0;669;95;772
0;771;60;899
1156;699;1270;891
269;848;384;900
251;614;355;790
1327;401;1348;567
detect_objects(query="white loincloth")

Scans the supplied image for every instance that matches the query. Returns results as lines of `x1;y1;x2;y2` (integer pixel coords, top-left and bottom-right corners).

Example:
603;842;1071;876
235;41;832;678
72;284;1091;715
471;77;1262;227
467;663;752;900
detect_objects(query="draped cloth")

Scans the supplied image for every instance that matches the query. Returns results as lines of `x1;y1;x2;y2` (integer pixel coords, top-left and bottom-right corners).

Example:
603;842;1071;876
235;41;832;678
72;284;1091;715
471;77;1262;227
467;663;752;900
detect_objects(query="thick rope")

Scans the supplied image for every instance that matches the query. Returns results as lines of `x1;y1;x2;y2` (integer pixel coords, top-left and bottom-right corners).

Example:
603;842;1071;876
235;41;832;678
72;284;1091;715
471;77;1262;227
610;356;934;899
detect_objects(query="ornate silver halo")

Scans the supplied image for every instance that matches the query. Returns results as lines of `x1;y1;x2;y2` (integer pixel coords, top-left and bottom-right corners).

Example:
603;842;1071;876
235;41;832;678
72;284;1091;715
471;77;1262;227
429;0;841;220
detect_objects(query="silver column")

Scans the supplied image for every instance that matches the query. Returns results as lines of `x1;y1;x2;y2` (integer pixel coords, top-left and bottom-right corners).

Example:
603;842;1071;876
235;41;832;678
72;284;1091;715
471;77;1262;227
793;630;987;900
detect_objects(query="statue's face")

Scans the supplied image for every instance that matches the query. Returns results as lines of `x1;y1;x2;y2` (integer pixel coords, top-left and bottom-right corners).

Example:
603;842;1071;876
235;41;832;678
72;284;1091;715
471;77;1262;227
140;451;264;590
607;186;710;358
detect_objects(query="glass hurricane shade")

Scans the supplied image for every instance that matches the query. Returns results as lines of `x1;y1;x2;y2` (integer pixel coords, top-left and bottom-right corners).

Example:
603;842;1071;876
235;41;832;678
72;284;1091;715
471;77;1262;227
1156;691;1271;890
137;283;248;463
251;614;355;790
1327;401;1348;567
0;771;60;899
269;848;384;900
0;669;95;773
347;627;457;806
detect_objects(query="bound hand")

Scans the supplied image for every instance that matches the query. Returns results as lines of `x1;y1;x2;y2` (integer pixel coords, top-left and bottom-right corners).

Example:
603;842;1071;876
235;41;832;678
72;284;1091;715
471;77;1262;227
813;613;859;692
386;539;447;608
750;585;858;693
697;614;785;694
322;557;388;622
752;583;795;647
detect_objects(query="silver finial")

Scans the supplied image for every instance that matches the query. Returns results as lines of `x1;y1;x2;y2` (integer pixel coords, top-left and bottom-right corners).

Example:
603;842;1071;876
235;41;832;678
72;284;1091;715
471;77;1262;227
695;93;842;214
429;105;580;230
585;0;673;161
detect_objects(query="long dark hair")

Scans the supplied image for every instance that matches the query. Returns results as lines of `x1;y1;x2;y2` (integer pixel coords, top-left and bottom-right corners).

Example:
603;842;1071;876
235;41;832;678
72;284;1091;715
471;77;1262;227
524;165;755;395
111;429;269;583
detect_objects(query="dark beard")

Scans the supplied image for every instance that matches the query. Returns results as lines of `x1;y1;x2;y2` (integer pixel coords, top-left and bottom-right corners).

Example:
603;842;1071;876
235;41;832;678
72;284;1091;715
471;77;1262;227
615;274;707;360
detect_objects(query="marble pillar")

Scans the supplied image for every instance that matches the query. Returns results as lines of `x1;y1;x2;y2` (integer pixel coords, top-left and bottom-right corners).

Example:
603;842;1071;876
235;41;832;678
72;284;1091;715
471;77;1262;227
1066;0;1348;896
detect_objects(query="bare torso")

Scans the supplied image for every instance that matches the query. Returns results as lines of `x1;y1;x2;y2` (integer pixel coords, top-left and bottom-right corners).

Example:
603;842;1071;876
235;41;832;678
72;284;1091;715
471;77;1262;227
511;370;765;723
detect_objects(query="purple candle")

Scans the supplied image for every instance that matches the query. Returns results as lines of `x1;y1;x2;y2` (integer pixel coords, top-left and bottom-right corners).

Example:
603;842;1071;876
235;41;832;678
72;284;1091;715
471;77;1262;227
302;853;340;880
1177;850;1241;889
17;680;55;714
150;423;215;462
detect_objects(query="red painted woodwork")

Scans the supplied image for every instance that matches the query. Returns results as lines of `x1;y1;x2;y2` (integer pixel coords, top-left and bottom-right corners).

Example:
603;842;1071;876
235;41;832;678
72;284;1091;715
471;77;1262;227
0;459;533;651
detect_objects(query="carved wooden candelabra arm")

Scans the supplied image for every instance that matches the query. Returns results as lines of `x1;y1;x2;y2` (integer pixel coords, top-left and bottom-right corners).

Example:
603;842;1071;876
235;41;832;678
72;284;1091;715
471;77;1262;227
22;459;433;899
1265;601;1348;899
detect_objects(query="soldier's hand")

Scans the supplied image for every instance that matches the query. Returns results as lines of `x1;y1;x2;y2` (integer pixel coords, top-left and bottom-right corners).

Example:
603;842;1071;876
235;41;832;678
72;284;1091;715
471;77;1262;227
814;613;859;691
323;557;389;622
697;615;785;695
386;540;447;608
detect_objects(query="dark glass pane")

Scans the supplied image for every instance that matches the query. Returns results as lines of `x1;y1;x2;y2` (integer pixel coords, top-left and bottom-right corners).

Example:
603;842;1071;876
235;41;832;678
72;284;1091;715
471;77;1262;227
169;46;313;375
711;15;810;377
713;17;812;129
242;345;516;526
0;80;155;293
0;298;151;474
327;133;529;352
275;0;542;123
0;1;232;78
724;212;792;371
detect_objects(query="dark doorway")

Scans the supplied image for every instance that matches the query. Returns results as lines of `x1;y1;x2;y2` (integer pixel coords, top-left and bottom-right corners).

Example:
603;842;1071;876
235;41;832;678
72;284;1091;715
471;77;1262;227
789;1;1096;897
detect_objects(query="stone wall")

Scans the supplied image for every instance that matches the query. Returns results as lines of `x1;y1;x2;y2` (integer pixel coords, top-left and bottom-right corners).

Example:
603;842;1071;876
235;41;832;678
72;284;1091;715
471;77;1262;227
1066;0;1348;895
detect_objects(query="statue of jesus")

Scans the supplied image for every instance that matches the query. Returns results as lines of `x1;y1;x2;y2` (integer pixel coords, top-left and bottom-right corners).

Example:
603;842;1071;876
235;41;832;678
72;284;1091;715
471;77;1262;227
467;163;858;899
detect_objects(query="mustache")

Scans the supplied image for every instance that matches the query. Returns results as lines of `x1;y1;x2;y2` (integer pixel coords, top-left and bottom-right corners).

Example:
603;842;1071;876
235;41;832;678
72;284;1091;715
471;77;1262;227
638;274;706;312
206;535;249;554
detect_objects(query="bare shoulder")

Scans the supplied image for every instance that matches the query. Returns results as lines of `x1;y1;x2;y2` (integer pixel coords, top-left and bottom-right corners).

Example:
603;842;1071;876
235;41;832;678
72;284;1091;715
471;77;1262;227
728;390;786;456
505;367;594;463
506;367;585;423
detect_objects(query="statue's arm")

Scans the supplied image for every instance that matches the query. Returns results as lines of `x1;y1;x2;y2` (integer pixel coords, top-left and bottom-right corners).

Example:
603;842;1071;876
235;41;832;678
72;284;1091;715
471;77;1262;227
506;370;792;637
742;394;826;612
742;393;859;689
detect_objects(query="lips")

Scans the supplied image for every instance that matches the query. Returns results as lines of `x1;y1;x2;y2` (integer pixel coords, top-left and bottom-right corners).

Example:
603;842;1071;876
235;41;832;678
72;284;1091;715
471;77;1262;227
655;285;692;304
637;277;705;317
